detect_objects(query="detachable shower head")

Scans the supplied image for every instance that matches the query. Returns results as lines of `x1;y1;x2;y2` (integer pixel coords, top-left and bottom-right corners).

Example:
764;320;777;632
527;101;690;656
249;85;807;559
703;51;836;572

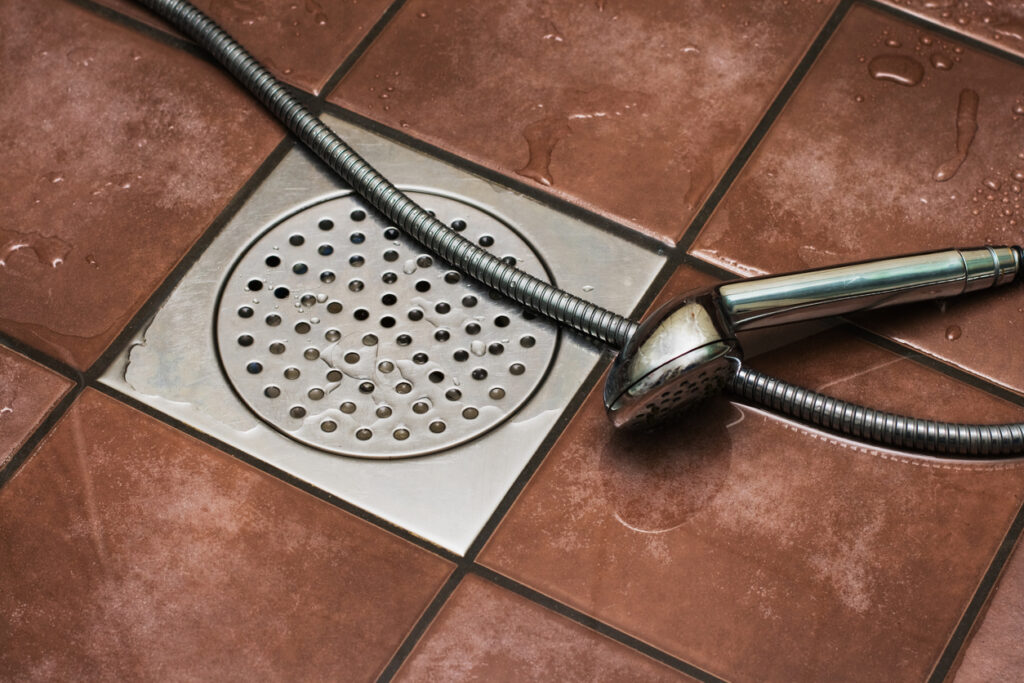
605;246;1022;429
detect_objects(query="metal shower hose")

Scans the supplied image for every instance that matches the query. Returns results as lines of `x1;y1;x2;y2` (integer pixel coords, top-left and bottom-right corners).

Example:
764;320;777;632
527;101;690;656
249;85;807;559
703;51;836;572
136;0;1024;457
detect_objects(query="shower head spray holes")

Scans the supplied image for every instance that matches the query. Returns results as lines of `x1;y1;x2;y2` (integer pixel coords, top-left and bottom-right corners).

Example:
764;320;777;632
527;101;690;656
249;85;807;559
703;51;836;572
216;191;557;458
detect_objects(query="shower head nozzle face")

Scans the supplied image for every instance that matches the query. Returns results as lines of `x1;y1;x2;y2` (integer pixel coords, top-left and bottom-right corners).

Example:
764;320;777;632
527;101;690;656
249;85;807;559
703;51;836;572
216;192;558;458
604;291;740;429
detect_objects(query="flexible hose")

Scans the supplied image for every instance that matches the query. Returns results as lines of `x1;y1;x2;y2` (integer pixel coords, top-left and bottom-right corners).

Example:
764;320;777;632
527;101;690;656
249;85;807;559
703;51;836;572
135;0;1023;457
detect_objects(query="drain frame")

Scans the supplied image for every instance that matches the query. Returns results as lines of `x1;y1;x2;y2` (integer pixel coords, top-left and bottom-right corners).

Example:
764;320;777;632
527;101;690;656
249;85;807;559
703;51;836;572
98;115;664;554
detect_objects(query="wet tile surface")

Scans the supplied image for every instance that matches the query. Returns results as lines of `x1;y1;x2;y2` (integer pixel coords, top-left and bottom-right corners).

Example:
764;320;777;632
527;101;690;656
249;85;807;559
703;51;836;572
882;0;1024;60
0;0;282;370
479;266;1024;682
0;347;73;467
396;574;688;682
953;537;1024;682
690;5;1024;396
330;0;838;243
0;389;453;680
94;0;394;94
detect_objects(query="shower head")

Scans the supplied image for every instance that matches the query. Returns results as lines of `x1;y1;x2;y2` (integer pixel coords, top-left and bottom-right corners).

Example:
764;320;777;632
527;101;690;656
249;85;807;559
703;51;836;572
605;246;1022;429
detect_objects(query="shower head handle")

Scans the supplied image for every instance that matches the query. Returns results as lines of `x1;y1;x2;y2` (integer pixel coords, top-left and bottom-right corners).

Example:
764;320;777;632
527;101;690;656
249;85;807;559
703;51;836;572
605;246;1021;428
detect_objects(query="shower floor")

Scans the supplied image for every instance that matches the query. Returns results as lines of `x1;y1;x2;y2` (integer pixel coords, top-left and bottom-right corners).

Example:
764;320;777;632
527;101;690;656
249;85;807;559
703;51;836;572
3;0;1024;681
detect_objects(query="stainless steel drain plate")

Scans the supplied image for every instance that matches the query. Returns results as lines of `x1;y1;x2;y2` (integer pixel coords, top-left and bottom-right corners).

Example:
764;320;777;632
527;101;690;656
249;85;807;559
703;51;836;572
216;191;558;458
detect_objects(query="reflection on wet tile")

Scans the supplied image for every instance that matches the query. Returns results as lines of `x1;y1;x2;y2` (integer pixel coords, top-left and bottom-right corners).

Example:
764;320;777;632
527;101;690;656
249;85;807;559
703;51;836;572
0;390;453;680
0;0;282;369
690;5;1024;395
0;347;73;467
953;537;1024;682
479;266;1024;682
396;575;689;682
330;0;838;243
882;0;1024;61
94;0;394;94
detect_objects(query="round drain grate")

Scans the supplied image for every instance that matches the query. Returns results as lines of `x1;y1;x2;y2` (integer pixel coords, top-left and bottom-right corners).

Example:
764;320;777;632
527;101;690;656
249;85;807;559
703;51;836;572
215;191;558;458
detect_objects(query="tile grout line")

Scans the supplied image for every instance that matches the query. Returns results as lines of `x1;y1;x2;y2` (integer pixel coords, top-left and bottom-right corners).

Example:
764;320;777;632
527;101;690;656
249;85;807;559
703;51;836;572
0;384;84;489
928;498;1024;682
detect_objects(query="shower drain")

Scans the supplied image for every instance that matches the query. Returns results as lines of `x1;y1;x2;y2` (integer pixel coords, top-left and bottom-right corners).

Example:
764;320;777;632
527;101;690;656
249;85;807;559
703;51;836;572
215;191;558;458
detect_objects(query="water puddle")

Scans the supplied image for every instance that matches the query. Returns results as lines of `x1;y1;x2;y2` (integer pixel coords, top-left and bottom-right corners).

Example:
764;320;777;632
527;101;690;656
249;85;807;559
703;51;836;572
933;89;979;182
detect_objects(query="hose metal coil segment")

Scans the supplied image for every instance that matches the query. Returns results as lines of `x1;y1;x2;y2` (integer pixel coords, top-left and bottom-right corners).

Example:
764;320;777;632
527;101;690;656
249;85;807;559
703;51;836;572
137;0;1023;457
138;0;636;348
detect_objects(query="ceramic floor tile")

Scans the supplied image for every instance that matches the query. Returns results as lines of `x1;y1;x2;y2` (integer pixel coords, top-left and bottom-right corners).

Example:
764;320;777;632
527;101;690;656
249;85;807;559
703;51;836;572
479;265;1024;682
0;347;73;467
0;0;283;370
0;389;453;680
881;0;1024;61
329;0;838;243
952;537;1024;682
690;4;1024;396
93;0;395;94
396;574;690;683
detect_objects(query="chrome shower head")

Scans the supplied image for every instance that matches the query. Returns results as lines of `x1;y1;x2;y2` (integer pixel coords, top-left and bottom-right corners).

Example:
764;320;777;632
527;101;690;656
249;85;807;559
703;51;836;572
605;246;1021;429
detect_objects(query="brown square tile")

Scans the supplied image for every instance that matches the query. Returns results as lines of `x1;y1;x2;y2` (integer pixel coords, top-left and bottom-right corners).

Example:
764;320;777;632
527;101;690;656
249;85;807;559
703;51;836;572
0;0;283;370
689;5;1024;396
881;0;1024;61
479;265;1024;682
93;0;395;94
329;0;839;243
952;536;1024;682
396;574;690;682
0;347;73;467
0;389;453;680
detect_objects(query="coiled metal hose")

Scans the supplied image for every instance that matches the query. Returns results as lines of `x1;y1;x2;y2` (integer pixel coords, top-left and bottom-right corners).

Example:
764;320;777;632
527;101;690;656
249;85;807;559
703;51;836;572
136;0;1023;457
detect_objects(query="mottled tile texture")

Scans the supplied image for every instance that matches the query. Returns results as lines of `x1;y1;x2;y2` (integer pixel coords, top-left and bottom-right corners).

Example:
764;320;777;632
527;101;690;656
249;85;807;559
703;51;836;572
94;0;394;94
953;537;1024;682
0;0;282;369
480;267;1024;682
0;390;453;680
0;347;73;467
397;575;688;682
882;0;1024;60
331;0;838;243
691;5;1024;396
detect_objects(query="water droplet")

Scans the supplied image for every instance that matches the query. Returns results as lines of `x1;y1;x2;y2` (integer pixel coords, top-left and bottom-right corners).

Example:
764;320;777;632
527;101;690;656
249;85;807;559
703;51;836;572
885;38;902;47
470;340;486;356
933;89;979;182
868;55;925;86
929;52;953;70
945;324;962;341
0;229;71;268
984;177;1002;191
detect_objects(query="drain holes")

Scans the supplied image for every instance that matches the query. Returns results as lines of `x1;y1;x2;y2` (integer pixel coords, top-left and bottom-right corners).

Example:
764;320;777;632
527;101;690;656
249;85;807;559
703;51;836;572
247;362;263;374
445;271;460;284
479;235;494;247
349;255;365;267
308;387;325;400
247;279;263;292
466;323;481;335
396;382;412;394
417;255;433;268
318;244;334;256
382;271;398;284
300;294;316;307
264;385;281;398
274;286;290;299
384;249;399;262
354;308;369;321
327;370;343;382
289;405;306;418
384;228;400;240
413;401;430;414
381;293;397;306
502;256;517;266
341;401;356;414
327;301;343;314
445;388;462;401
396;334;412;346
378;360;395;373
434;329;450;342
289;234;305;246
344;352;360;364
520;335;536;348
435;302;451;315
462;407;479;420
356;428;372;441
462;295;477;308
284;367;300;380
293;262;308;275
266;313;282;326
362;334;378;346
471;368;488;380
380;316;396;328
238;334;254;347
359;382;375;394
349;279;364;292
451;219;467;231
269;342;286;355
303;348;320;361
408;308;424;321
415;280;431;292
321;420;337;432
495;315;509;328
320;271;336;283
350;209;366;222
318;218;334;230
488;343;504;355
429;420;446;433
376;406;393;419
413;352;429;364
265;255;281;267
393;428;410;441
238;306;254;318
295;321;311;334
325;329;341;342
509;363;525;376
489;387;506;400
453;350;469;362
428;370;445;383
